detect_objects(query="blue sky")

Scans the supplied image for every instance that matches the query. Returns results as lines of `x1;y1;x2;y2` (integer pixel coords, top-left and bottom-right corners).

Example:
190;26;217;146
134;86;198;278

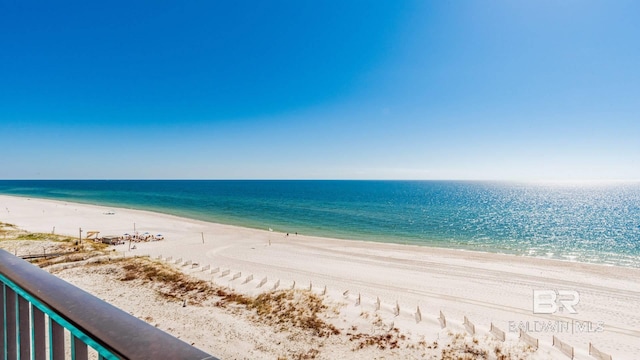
1;1;638;180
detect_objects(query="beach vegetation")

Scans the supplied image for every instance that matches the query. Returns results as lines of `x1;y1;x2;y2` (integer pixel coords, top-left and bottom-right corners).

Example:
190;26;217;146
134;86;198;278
347;326;405;351
92;257;342;339
0;222;17;231
248;290;341;338
436;332;534;360
291;348;320;359
112;258;217;304
16;232;55;241
3;227;76;244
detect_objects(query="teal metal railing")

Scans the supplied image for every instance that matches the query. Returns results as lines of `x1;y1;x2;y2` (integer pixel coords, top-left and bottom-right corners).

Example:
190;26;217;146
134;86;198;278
0;249;217;360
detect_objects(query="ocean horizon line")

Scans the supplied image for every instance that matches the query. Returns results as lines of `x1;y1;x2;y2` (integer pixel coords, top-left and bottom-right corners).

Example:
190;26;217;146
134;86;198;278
3;178;639;183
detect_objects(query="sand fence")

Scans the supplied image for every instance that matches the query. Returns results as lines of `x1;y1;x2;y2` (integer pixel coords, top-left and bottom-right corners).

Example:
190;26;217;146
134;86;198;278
552;335;574;359
154;254;614;359
589;342;613;360
519;328;539;350
463;315;475;335
438;310;446;328
490;322;506;342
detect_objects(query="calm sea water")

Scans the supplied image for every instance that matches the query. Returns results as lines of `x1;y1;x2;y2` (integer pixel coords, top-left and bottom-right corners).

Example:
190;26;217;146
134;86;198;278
1;180;639;267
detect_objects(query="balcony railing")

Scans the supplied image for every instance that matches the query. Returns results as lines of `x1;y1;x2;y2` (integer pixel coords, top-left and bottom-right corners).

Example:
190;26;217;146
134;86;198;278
0;249;218;360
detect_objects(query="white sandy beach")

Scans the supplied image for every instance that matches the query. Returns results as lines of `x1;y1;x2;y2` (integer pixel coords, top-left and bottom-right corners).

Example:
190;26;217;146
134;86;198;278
1;194;639;359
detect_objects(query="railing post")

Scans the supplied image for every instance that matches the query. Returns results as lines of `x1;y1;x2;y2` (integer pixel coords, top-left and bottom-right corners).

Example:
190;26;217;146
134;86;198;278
1;285;5;359
49;320;65;360
72;335;88;360
18;295;31;358
31;306;46;360
5;287;17;360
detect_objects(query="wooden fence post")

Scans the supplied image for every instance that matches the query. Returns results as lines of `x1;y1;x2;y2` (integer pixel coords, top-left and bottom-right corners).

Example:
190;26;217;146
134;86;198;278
519;329;539;350
589;343;612;360
243;274;253;284
463;316;475;335
552;336;574;359
438;310;446;328
490;323;505;342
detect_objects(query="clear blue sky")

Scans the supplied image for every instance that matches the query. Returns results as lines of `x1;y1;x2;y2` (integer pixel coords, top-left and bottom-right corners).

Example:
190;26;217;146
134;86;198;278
1;1;638;180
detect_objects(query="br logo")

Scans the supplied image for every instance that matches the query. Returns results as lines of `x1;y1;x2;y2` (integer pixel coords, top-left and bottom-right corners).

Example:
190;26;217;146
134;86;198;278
533;290;580;314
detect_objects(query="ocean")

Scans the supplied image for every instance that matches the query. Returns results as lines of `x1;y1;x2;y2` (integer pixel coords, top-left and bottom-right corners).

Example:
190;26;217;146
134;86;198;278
0;180;638;268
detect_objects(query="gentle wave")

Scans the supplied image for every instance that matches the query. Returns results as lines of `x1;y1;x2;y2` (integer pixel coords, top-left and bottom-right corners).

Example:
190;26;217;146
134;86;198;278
1;180;639;267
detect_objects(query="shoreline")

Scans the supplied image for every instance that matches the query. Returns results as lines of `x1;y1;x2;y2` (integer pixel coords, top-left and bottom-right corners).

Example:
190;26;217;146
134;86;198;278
2;194;640;358
1;192;636;270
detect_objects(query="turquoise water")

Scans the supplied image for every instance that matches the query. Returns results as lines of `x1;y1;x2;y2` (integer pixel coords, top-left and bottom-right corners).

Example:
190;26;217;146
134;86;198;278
1;180;639;267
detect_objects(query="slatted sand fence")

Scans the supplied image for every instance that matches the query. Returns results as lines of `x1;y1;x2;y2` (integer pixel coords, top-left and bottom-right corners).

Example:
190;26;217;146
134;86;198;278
154;257;461;334
438;310;446;328
489;322;505;341
463;316;475;335
151;257;544;355
338;289;463;333
156;259;546;360
338;290;457;333
589;343;612;360
552;336;574;359
414;306;422;323
519;329;539;350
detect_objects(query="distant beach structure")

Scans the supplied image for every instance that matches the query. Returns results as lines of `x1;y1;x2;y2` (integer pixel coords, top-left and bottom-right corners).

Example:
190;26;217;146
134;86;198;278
100;236;124;245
